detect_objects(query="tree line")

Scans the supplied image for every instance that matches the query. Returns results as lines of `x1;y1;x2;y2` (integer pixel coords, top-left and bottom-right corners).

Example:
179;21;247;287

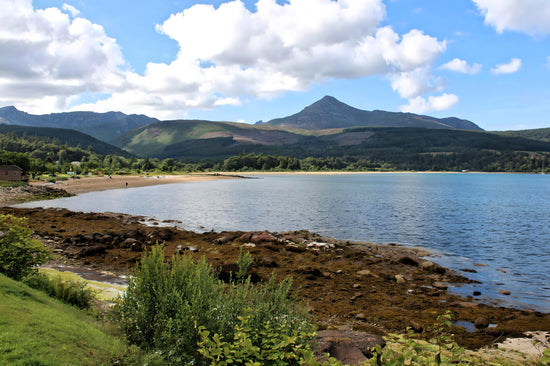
1;131;549;176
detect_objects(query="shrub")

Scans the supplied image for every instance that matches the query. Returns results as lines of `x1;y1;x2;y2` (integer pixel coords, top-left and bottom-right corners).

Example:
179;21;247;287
369;311;467;365
23;272;94;309
112;245;315;365
0;214;50;280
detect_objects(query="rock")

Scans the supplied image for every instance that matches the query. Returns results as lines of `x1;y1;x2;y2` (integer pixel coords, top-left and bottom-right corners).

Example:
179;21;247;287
410;320;423;333
432;281;448;290
473;291;482;296
419;260;446;274
250;231;278;244
122;238;139;248
474;317;490;329
316;330;386;364
355;313;367;320
397;256;419;266
395;274;407;284
350;292;363;301
496;268;507;273
498;289;511;295
212;235;233;245
77;245;106;257
157;228;173;241
285;244;306;253
357;269;378;277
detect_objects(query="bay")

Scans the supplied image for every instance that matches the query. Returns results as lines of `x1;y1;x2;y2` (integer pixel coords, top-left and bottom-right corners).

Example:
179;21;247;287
16;173;550;311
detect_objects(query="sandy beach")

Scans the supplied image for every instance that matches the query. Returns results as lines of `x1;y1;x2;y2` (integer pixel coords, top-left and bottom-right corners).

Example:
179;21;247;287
30;174;234;195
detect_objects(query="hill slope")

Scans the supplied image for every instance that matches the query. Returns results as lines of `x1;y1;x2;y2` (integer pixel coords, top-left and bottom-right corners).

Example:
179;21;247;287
0;124;133;157
0;106;158;143
266;96;483;131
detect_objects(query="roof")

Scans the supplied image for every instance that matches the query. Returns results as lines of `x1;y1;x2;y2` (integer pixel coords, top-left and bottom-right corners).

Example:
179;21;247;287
0;165;23;171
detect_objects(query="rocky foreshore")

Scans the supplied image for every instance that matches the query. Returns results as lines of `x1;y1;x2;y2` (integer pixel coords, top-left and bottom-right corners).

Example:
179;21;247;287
2;205;549;360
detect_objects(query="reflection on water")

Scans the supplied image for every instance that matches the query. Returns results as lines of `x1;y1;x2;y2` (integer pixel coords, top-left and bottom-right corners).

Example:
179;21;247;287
16;173;550;311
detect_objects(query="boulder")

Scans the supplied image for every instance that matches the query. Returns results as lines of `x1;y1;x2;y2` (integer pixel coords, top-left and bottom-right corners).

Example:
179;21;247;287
419;260;446;274
474;317;490;329
396;256;419;266
316;330;385;364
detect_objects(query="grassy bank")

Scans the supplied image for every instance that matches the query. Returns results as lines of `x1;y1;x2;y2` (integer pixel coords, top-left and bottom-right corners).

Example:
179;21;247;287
0;273;137;365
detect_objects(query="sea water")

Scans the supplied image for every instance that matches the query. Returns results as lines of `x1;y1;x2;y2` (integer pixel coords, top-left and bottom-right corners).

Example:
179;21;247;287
16;173;550;311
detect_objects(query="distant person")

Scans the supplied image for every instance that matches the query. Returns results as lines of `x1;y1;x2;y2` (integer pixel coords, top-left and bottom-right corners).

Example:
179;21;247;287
125;182;128;188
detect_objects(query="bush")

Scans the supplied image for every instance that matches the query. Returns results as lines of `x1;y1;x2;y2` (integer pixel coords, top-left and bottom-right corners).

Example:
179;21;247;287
0;214;50;280
112;245;315;365
23;272;94;309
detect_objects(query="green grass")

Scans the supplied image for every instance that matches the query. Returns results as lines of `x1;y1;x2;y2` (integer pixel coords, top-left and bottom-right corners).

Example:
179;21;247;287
0;273;136;365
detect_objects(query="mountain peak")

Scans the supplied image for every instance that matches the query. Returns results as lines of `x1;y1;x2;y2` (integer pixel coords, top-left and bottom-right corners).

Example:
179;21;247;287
266;96;483;131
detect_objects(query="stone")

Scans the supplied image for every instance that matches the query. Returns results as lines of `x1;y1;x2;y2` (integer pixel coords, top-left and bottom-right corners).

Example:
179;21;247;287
419;261;446;274
397;256;419;266
316;330;386;364
157;228;173;241
395;274;407;284
432;281;448;290
355;313;367;320
498;289;511;296
350;292;363;301
473;291;482;296
410;320;423;333
357;269;378;277
122;238;139;248
474;317;490;329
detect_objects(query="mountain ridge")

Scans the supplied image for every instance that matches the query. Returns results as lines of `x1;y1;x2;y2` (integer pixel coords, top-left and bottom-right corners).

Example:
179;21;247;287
266;96;483;131
0;106;159;143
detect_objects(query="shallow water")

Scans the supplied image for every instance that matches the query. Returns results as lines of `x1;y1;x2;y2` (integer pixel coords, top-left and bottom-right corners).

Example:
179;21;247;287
17;173;550;311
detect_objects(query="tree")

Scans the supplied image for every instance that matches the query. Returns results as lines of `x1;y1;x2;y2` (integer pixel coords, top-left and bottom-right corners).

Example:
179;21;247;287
0;215;50;280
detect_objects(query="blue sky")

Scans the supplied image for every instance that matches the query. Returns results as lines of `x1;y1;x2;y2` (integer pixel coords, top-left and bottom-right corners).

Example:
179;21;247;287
2;0;550;131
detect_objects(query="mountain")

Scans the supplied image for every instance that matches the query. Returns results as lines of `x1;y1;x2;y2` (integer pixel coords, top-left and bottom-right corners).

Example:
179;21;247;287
0;106;159;143
266;96;483;131
0;124;133;157
112;120;308;158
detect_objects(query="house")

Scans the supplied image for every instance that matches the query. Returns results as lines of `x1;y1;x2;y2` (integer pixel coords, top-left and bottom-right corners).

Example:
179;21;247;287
0;165;24;182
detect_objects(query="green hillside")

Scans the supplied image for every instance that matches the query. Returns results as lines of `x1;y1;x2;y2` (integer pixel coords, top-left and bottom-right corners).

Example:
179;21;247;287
496;127;550;142
0;273;133;365
0;124;133;157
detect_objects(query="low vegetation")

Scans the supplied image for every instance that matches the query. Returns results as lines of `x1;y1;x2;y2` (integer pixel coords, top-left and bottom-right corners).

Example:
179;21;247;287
112;245;316;364
1;213;548;365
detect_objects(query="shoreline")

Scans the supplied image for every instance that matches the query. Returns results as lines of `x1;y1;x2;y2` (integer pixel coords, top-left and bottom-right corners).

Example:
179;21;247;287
1;205;548;354
30;173;237;195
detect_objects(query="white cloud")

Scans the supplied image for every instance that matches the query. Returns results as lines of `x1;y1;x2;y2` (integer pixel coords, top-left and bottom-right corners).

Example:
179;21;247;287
440;58;482;74
473;0;550;35
110;0;446;117
400;93;459;114
0;0;126;113
62;3;80;17
491;58;522;74
0;0;449;118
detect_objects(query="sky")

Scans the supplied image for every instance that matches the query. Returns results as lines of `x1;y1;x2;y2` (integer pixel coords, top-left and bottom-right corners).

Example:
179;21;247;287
1;0;549;131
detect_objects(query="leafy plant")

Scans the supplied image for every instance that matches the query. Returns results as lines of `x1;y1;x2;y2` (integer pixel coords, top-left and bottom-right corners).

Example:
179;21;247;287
0;214;50;280
236;247;253;281
198;313;335;366
369;311;468;366
112;244;315;365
